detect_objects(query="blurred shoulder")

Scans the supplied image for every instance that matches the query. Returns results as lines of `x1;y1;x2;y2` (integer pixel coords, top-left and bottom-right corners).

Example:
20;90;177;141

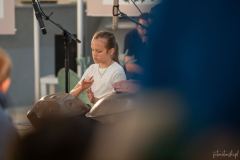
111;62;125;75
87;64;98;71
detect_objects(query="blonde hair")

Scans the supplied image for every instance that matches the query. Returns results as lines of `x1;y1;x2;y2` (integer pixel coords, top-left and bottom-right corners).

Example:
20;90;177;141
0;48;12;84
93;31;119;63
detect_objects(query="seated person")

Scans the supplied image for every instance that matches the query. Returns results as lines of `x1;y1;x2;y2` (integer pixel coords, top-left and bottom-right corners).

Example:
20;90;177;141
0;48;19;160
70;31;126;103
123;13;150;80
113;14;150;94
0;48;12;110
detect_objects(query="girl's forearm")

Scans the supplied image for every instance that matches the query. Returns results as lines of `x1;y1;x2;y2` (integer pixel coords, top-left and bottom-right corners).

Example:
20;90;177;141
70;85;83;97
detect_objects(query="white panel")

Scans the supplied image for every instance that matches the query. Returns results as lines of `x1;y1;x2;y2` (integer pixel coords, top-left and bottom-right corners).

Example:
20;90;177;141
0;0;4;18
87;0;159;17
103;0;157;5
33;12;40;100
0;0;15;35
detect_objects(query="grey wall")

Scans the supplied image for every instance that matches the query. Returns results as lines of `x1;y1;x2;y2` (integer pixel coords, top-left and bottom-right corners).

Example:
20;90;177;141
0;6;35;107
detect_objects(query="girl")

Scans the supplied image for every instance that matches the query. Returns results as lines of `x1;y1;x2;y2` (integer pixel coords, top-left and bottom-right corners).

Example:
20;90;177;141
70;31;126;103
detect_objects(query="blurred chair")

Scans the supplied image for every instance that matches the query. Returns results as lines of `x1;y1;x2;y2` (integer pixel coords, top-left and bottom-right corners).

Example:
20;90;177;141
76;56;91;73
57;68;92;107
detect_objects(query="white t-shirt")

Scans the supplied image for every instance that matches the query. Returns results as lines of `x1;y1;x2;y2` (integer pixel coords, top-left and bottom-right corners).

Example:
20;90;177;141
79;62;126;99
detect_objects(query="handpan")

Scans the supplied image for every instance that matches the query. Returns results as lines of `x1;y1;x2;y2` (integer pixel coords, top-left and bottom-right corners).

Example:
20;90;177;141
27;93;90;127
86;93;135;124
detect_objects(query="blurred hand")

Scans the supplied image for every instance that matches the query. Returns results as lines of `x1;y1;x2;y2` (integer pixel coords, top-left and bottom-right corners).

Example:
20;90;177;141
70;76;94;97
124;55;142;73
113;80;140;93
87;88;96;103
81;76;94;90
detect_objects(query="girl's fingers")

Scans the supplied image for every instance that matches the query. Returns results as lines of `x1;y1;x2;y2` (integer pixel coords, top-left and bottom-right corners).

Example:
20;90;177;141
89;76;93;80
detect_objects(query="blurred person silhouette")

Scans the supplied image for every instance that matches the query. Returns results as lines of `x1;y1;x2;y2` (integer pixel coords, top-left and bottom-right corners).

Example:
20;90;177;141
0;108;19;160
0;48;19;160
0;48;12;109
16;116;98;160
112;13;151;93
144;0;240;131
70;31;126;104
123;13;150;80
138;0;240;159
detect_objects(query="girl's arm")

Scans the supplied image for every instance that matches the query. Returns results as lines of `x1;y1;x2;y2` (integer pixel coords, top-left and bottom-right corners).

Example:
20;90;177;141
70;76;94;97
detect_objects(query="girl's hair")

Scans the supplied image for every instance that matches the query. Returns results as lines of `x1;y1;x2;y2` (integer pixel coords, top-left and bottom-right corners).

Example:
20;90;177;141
93;31;119;63
0;48;12;84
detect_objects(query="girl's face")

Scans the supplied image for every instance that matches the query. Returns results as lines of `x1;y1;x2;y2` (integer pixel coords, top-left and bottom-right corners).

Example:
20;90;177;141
91;38;113;64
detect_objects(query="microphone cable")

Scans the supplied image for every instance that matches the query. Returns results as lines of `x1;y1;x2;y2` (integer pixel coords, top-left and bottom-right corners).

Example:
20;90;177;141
130;0;143;15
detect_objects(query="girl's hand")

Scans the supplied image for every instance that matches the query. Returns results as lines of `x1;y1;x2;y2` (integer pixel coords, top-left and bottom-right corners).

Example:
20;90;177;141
81;76;94;90
70;76;94;97
87;88;96;103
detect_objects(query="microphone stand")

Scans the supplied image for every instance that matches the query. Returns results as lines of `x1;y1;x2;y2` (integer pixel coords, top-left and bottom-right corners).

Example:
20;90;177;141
35;1;81;93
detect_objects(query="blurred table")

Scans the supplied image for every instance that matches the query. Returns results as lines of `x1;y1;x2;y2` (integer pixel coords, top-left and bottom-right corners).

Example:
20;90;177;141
40;74;58;97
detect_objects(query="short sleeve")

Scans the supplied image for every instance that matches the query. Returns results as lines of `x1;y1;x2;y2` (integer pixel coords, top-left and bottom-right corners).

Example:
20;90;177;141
78;64;95;84
112;69;126;83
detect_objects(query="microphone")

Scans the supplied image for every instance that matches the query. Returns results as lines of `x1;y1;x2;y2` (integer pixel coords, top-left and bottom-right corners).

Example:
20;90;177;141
32;0;47;35
112;0;119;31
